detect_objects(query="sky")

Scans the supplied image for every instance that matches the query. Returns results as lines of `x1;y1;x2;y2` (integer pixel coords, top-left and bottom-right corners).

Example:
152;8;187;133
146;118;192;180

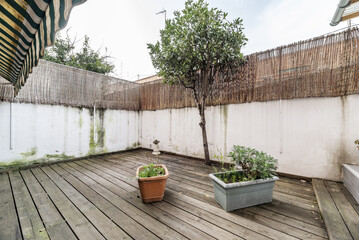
63;0;358;81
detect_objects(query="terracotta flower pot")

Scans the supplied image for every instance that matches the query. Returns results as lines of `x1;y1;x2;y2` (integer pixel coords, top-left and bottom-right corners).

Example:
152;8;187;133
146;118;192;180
136;164;169;203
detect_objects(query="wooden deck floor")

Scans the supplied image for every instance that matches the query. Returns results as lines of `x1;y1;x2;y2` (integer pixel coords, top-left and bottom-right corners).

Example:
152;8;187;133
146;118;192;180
313;179;359;240
0;150;328;240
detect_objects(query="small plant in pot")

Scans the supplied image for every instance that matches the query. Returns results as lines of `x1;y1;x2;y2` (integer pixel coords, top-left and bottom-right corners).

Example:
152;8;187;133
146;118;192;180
136;163;169;203
209;145;279;211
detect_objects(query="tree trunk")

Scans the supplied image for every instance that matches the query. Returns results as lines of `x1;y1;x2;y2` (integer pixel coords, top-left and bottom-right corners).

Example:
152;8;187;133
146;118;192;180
198;104;211;165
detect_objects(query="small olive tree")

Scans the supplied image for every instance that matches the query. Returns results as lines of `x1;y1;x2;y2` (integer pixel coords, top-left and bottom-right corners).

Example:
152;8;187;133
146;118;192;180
148;0;247;165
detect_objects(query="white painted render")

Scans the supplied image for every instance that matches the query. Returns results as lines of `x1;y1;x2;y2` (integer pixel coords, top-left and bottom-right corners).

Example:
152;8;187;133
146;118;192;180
140;95;359;181
0;102;140;164
1;91;359;180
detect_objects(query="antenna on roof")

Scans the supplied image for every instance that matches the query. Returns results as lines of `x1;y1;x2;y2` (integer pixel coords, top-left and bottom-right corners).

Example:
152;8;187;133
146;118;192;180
156;9;166;23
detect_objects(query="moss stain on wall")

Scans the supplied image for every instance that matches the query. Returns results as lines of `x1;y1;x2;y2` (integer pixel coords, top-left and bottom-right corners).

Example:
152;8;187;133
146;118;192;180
336;96;349;175
20;147;37;158
79;114;83;128
89;114;96;155
88;108;107;155
221;105;228;157
97;109;106;148
125;141;141;150
0;153;74;171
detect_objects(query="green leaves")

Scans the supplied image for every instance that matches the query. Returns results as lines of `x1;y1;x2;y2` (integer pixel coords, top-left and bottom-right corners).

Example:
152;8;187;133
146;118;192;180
44;34;115;75
228;145;278;180
147;0;247;87
138;163;165;178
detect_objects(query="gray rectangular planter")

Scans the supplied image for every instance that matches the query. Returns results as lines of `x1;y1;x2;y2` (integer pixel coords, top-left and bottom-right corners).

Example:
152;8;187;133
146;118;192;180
343;164;359;204
209;171;279;212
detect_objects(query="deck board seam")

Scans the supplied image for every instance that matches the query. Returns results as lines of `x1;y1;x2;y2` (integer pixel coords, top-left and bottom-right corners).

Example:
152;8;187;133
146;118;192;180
324;180;358;240
1;151;333;240
37;167;107;240
29;169;79;239
29;168;79;239
69;161;211;240
18;171;50;240
75;160;235;239
7;173;24;240
87;157;299;240
52;163;163;240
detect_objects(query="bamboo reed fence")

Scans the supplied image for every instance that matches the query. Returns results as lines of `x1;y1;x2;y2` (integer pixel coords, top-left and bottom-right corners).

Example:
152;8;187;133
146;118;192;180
1;28;359;111
0;60;140;110
140;28;359;110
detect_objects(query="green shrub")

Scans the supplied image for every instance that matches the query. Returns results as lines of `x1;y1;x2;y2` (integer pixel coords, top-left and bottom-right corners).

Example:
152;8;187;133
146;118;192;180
138;163;165;178
228;145;278;181
355;140;359;151
214;170;256;183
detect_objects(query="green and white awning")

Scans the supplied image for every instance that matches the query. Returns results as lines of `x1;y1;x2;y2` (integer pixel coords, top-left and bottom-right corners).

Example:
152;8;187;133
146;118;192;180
0;0;86;95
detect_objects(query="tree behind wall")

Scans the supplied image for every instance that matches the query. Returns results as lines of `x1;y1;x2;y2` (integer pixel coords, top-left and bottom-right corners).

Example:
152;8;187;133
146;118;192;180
44;34;115;75
148;0;247;165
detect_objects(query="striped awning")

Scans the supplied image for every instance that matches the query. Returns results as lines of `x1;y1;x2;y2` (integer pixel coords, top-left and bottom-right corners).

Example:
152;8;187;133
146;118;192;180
0;0;86;95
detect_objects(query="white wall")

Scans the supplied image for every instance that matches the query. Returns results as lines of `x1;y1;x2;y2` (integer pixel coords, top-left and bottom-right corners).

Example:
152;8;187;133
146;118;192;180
140;95;359;181
0;102;139;165
2;94;359;180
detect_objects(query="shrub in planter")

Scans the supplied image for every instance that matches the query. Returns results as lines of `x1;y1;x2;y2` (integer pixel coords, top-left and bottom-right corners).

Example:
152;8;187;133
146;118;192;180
228;145;278;181
209;145;278;211
136;163;169;203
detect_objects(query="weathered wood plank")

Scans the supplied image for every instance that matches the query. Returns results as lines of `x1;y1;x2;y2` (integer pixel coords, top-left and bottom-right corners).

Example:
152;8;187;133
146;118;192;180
338;183;359;216
237;209;326;240
274;185;317;201
278;177;313;188
31;168;105;240
20;170;76;240
102;158;215;196
76;160;138;192
92;153;325;239
245;206;328;238
153;200;241;240
1;151;336;240
9;171;49;240
85;158;218;206
124;151;209;170
115;155;320;211
273;191;318;211
111;155;319;204
131;152;324;223
115;153;213;177
260;200;324;228
111;153;319;205
40;166;132;240
275;180;316;195
50;164;159;240
0;173;22;240
164;188;298;240
164;194;270;240
97;155;298;239
108;153;212;179
325;181;359;239
312;179;352;240
68;161;215;240
59;162;187;240
99;158;215;191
